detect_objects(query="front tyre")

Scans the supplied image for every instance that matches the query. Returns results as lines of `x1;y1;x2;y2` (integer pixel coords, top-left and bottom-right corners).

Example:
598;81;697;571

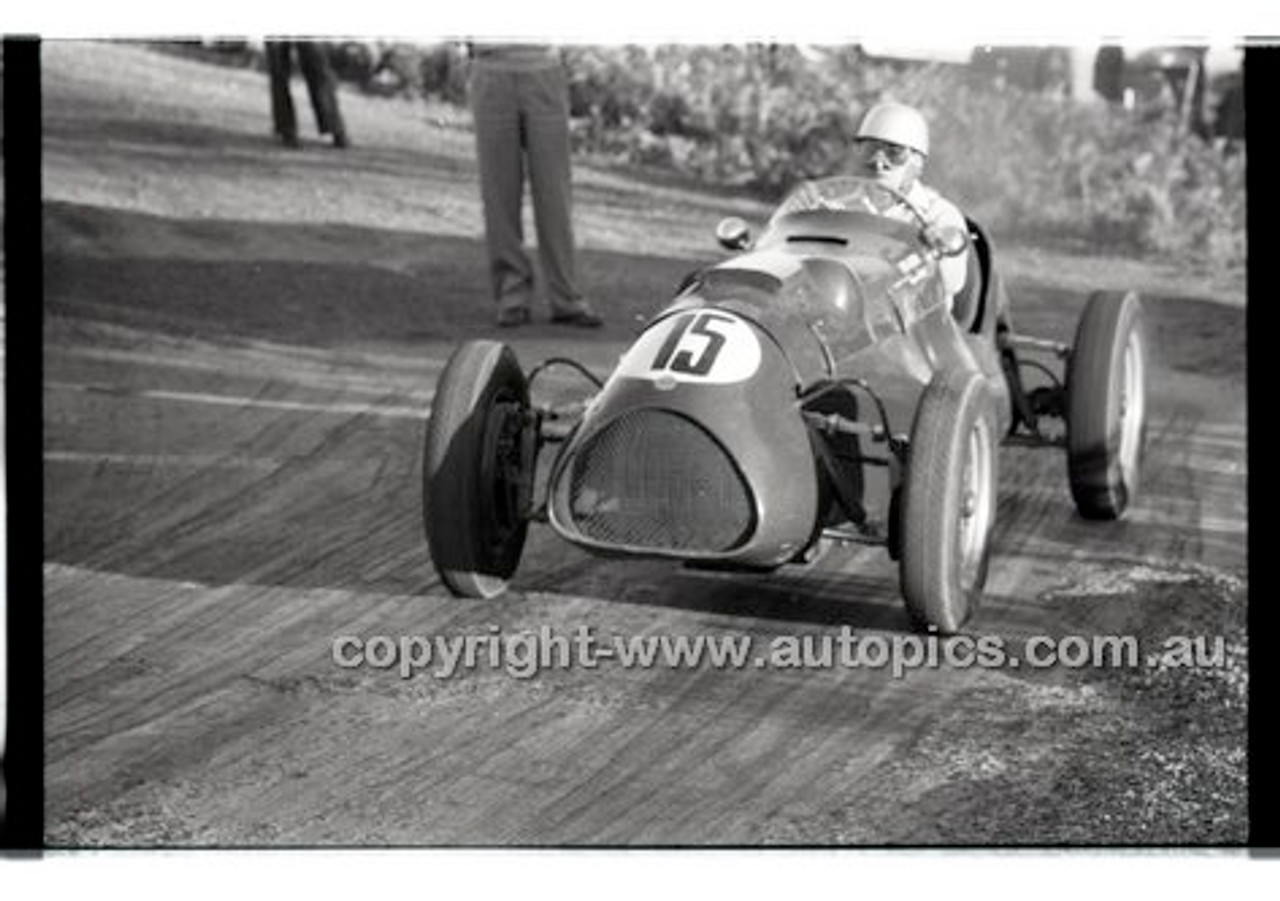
1066;290;1147;520
422;341;532;598
900;369;999;634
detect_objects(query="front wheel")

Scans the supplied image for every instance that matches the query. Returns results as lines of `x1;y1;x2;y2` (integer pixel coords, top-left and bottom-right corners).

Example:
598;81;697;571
900;369;999;634
1066;290;1147;520
422;341;533;598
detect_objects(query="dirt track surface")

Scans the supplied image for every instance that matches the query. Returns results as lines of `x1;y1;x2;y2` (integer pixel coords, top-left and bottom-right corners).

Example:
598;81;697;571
41;42;1247;846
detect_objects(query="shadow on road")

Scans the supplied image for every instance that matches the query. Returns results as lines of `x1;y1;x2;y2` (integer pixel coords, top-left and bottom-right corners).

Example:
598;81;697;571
45;201;697;347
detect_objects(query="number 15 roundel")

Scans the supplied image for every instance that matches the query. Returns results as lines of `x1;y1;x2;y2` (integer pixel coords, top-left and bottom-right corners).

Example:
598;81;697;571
615;310;762;385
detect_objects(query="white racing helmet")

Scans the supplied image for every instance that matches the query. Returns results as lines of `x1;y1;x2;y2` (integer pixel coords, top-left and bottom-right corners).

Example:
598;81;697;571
856;102;930;157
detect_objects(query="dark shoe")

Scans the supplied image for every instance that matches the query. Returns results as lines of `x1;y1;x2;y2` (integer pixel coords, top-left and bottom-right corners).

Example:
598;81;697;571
496;306;531;328
278;132;300;149
331;131;350;149
550;306;603;328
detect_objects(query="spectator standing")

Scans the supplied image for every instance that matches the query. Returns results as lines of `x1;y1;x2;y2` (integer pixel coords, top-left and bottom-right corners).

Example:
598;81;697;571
469;43;599;327
267;40;350;149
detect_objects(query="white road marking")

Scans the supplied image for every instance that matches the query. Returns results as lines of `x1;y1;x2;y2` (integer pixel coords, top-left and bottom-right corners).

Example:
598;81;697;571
1123;508;1248;535
45;380;429;420
996;482;1247;537
1177;454;1246;477
1181;431;1248;450
143;388;427;419
48;343;443;400
1186;421;1248;438
45;450;286;472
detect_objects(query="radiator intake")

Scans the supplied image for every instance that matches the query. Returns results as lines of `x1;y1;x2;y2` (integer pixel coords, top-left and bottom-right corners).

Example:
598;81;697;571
568;409;754;553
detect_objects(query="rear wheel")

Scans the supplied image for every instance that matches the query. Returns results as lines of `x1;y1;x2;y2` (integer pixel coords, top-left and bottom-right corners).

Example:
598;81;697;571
900;369;998;634
1066;290;1147;519
422;341;533;598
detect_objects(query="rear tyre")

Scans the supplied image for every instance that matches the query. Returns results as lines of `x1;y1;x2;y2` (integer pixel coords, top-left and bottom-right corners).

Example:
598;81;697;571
900;369;999;634
1066;290;1147;520
422;341;532;598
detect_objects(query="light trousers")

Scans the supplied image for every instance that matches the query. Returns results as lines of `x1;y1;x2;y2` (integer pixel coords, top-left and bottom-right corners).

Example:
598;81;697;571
470;60;582;311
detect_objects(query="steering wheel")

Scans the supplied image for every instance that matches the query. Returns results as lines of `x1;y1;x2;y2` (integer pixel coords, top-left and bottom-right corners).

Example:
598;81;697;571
856;179;968;257
854;179;932;232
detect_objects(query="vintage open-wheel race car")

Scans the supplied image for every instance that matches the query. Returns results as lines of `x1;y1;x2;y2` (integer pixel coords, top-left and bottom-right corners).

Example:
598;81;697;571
421;175;1147;634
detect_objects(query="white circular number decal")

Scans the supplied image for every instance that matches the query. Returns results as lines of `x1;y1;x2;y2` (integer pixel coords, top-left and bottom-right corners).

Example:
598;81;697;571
615;310;762;384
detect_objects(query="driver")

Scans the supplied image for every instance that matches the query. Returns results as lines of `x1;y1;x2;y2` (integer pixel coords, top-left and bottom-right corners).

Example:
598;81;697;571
855;101;1031;423
853;101;968;306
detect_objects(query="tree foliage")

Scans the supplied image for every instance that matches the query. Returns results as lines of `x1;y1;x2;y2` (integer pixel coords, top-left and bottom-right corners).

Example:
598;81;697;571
558;45;1245;270
164;40;1245;270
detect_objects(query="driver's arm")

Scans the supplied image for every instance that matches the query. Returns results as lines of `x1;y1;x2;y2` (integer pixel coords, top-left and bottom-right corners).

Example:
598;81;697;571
930;199;969;303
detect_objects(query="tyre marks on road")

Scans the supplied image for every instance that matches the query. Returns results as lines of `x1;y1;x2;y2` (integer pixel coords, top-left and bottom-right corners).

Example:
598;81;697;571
993;405;1245;568
45;330;433;594
933;396;1247;657
44;557;958;844
51;337;444;402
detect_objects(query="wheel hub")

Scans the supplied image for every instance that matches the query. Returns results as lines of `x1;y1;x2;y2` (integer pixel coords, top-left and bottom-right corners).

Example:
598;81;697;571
1118;330;1146;487
480;397;528;545
957;417;994;591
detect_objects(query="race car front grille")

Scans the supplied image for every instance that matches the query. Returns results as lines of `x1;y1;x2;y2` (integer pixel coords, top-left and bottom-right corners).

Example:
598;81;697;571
568;410;753;553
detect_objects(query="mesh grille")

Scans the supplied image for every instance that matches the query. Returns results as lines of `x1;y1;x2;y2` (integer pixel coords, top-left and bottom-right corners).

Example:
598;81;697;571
569;410;753;553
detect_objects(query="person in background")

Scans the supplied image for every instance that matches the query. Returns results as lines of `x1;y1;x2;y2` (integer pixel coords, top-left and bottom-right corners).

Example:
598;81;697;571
266;40;350;149
469;43;600;327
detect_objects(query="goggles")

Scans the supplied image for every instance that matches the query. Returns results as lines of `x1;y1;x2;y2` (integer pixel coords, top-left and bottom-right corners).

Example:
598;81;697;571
856;138;915;167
